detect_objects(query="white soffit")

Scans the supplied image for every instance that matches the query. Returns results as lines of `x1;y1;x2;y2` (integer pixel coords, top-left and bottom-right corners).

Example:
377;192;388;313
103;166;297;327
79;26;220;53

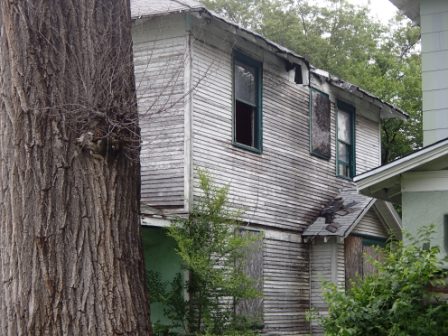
402;171;448;192
389;0;420;24
354;138;448;197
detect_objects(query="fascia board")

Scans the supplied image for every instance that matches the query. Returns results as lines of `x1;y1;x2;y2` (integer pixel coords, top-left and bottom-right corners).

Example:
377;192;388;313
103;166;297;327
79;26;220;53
354;140;448;192
343;198;376;238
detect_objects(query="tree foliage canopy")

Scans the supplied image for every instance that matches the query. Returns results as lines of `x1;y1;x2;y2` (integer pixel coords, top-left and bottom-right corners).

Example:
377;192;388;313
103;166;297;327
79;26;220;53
202;0;422;162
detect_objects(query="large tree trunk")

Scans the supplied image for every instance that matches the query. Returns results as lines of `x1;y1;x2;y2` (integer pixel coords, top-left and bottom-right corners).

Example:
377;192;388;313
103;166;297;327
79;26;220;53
0;1;151;335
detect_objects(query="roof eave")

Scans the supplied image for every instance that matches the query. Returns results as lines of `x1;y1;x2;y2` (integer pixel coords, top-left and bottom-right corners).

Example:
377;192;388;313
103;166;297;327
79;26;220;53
389;0;420;24
373;200;403;240
312;69;408;120
354;138;448;201
132;6;310;68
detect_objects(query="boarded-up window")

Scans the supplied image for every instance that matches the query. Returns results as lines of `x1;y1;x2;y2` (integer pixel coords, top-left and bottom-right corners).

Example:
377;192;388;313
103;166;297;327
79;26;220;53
310;88;331;159
345;235;385;289
235;229;264;328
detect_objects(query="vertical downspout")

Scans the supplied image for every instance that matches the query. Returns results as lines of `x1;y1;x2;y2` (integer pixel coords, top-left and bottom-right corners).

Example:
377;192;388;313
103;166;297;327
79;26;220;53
184;14;193;214
183;14;194;325
308;239;313;334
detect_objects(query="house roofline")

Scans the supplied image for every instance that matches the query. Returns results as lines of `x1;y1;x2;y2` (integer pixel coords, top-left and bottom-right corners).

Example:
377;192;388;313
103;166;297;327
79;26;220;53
312;69;408;120
373;200;402;240
132;1;408;121
132;6;310;69
389;0;420;24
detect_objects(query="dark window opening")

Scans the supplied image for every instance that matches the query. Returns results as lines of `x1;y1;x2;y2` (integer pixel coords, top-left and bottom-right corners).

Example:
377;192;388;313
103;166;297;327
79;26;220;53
235;101;255;147
233;51;262;152
294;65;303;84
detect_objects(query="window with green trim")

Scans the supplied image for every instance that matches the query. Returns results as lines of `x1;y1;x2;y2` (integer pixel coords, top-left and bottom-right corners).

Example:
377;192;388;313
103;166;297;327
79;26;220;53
233;51;262;152
337;101;355;178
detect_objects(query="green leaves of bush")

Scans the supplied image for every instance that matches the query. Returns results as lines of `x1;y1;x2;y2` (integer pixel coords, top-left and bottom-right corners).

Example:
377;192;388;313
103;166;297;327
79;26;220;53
319;226;448;336
150;170;262;335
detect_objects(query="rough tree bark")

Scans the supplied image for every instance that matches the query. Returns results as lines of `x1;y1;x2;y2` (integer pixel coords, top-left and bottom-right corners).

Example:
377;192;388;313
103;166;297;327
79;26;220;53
0;1;151;335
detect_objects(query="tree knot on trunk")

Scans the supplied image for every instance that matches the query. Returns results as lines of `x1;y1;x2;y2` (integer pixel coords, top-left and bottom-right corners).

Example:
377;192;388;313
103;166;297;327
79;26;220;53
76;131;120;159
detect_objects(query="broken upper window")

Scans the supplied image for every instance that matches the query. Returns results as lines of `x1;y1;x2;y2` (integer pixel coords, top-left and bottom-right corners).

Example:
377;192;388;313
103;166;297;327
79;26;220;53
233;51;262;152
310;88;331;160
337;101;356;179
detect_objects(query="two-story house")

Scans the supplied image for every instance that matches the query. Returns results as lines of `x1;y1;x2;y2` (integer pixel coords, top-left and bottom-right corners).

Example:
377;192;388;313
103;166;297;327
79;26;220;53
131;0;405;334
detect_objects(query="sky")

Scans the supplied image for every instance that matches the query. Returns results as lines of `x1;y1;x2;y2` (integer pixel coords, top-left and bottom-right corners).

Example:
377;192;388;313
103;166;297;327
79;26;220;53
348;0;398;23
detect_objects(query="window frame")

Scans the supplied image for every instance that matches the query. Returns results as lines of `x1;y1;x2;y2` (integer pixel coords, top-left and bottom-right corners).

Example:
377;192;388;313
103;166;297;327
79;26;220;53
232;50;263;154
336;100;356;179
309;87;331;160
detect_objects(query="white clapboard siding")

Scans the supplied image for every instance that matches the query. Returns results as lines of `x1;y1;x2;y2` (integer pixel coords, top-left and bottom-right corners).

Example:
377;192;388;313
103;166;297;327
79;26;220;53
191;36;357;232
356;115;381;175
352;208;388;238
133;16;187;208
263;233;310;336
336;242;345;289
310;239;345;336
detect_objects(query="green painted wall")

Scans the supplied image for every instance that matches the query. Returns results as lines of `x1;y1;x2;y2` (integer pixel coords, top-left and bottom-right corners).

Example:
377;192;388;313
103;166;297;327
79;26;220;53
142;227;183;327
421;0;448;146
402;191;448;257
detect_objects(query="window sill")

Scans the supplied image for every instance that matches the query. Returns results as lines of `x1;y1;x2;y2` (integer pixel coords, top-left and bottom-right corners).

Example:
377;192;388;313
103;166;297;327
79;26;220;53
336;175;354;182
232;142;262;154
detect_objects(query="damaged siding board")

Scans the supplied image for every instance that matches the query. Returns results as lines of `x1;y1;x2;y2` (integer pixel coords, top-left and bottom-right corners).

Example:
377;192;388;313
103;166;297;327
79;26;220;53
134;17;187;208
264;234;310;335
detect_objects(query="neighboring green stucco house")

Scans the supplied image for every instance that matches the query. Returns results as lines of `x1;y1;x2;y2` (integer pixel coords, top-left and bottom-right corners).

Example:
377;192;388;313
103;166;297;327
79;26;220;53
355;0;448;260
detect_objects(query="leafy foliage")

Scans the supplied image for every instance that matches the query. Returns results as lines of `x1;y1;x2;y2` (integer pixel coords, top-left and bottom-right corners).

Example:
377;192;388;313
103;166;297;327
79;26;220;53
318;226;448;336
149;170;261;335
202;0;422;162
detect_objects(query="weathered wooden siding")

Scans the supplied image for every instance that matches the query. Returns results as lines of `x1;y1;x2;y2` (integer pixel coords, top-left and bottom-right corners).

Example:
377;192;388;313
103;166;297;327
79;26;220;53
191;36;345;232
352;208;388;238
188;23;383;335
309;239;344;336
190;23;381;232
355;115;381;175
421;0;448;146
263;232;310;335
133;16;187;208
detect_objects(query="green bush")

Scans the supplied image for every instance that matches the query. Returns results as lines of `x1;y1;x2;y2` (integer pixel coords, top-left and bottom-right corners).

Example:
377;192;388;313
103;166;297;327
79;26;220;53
148;170;261;336
319;226;448;336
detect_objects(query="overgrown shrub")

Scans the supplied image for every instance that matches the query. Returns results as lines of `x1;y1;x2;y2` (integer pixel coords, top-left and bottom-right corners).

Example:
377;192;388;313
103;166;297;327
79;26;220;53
148;170;261;336
319;226;448;336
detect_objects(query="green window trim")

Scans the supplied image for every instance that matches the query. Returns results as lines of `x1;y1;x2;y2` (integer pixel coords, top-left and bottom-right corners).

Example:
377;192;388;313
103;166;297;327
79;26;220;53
336;100;356;179
351;233;388;247
232;50;263;153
